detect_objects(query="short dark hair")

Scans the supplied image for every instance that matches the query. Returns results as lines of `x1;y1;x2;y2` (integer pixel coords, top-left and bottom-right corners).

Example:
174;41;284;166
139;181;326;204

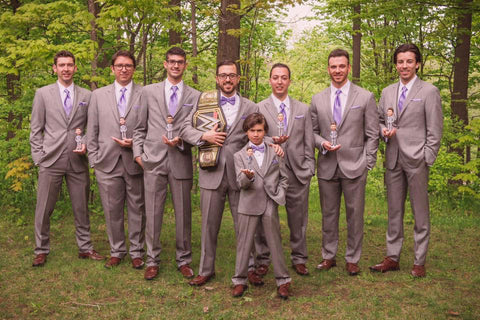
216;60;239;75
393;43;422;71
327;49;350;65
165;47;186;61
111;50;136;68
270;63;291;79
243;112;268;134
54;50;75;65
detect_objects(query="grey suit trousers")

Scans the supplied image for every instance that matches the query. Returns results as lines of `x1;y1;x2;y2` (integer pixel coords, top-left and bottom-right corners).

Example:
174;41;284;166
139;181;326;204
385;160;430;265
318;166;367;264
255;168;310;265
34;152;92;255
144;169;193;267
95;158;145;259
198;171;239;277
232;199;291;286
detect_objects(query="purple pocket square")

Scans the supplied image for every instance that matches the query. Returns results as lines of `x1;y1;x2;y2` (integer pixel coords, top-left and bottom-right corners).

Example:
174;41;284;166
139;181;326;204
411;98;422;102
241;115;247;120
294;115;304;119
79;101;87;107
133;105;141;110
351;105;361;109
271;159;279;165
183;103;193;107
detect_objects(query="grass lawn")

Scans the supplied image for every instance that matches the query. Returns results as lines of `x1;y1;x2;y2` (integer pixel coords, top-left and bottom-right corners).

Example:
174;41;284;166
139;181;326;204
1;179;479;319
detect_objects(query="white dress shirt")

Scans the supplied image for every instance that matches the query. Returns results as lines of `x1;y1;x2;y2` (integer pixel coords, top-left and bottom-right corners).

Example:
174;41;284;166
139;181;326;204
330;80;351;117
249;141;265;167
397;75;417;103
165;79;184;114
114;80;133;117
221;92;240;130
58;81;75;111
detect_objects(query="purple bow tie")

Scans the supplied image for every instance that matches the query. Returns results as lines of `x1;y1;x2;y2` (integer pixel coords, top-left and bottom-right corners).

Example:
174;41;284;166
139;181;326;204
251;144;265;153
220;96;236;106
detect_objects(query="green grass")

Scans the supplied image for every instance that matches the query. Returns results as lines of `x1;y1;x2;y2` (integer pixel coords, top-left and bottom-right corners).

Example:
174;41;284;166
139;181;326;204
1;182;480;319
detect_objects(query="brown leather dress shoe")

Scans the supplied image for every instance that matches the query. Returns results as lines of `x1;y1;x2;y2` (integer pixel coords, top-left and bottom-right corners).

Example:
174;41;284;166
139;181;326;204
144;266;159;280
293;263;309;276
248;270;264;286
277;282;290;300
179;264;194;278
369;257;399;273
255;264;269;276
189;273;215;286
132;258;145;269
346;262;360;276
232;284;248;297
316;259;336;271
32;254;47;267
411;265;426;277
104;257;121;269
78;250;105;261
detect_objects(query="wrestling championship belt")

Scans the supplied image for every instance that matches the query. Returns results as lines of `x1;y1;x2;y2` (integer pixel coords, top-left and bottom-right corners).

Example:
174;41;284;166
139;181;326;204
193;90;226;169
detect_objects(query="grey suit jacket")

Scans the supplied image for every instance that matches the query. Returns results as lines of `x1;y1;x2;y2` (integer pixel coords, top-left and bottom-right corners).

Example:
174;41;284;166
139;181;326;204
379;78;443;170
259;96;315;184
234;143;288;215
180;93;259;190
87;82;143;175
133;81;201;178
310;82;379;180
30;83;90;172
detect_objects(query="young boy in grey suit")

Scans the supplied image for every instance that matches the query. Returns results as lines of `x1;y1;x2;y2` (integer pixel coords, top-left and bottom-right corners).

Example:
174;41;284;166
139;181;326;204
231;112;291;299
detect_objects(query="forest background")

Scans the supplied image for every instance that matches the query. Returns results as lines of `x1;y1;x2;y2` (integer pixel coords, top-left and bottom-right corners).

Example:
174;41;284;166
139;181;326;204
0;0;479;319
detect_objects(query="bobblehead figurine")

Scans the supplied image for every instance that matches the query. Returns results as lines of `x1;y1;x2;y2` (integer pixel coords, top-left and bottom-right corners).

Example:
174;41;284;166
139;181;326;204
166;114;174;141
330;122;338;147
385;108;395;142
246;147;254;171
277;113;285;137
75;128;83;151
119;117;127;140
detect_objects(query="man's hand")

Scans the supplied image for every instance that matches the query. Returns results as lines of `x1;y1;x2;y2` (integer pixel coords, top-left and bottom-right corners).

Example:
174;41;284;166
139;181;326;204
201;123;226;146
382;127;397;138
112;137;133;148
135;156;144;168
241;169;255;180
272;135;289;144
162;135;182;147
270;143;284;157
322;141;341;152
73;144;86;154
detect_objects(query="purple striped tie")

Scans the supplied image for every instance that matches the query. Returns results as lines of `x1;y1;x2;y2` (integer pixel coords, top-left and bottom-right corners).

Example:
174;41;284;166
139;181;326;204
118;87;127;117
169;86;178;116
64;89;73;117
398;86;407;112
333;89;342;125
280;103;288;129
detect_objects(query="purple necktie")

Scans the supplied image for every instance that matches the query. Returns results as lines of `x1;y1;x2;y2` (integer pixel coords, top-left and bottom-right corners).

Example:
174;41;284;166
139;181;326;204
251;144;265;153
118;87;127;117
169;86;178;116
398;86;408;112
333;89;342;125
280;103;288;129
220;96;236;106
64;89;73;117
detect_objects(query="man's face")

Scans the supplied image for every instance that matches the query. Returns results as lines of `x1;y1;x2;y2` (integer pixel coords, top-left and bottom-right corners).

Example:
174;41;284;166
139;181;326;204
216;64;239;97
327;56;350;88
247;123;266;146
269;67;290;98
396;51;419;84
111;56;135;86
53;57;77;86
164;54;187;81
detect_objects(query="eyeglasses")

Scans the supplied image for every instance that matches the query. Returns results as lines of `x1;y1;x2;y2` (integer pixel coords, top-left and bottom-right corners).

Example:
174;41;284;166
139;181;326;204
166;59;185;66
217;73;238;80
114;64;134;70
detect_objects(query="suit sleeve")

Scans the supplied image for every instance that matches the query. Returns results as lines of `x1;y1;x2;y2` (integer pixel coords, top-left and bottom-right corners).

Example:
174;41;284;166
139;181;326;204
365;92;379;169
179;101;204;146
132;91;148;159
235;151;253;189
303;106;316;175
86;92;99;167
378;89;387;138
29;89;46;165
424;86;443;166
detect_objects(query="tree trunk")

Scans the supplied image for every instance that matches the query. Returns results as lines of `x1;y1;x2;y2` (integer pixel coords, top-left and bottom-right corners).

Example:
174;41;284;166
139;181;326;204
451;0;472;162
217;0;241;64
169;0;182;45
190;0;199;84
87;0;101;91
352;3;361;84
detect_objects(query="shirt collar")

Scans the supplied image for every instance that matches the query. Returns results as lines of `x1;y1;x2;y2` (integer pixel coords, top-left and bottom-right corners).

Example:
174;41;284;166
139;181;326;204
114;80;133;92
271;94;290;110
57;81;74;93
330;80;350;96
166;79;184;93
399;75;417;91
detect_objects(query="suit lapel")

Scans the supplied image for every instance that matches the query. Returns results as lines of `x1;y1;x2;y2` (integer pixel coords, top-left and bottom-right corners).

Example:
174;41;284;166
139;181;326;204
50;84;68;124
398;78;422;118
338;84;358;129
227;94;244;138
260;144;273;177
68;85;83;125
106;84;120;120
154;81;168;120
286;97;298;136
323;88;334;124
124;82;140;119
265;97;279;128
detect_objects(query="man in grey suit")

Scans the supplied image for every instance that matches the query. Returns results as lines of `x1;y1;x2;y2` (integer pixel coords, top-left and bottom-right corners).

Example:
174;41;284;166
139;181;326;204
254;63;315;276
310;49;379;276
370;44;443;278
181;61;260;286
133;47;200;280
87;50;145;269
30;50;104;267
